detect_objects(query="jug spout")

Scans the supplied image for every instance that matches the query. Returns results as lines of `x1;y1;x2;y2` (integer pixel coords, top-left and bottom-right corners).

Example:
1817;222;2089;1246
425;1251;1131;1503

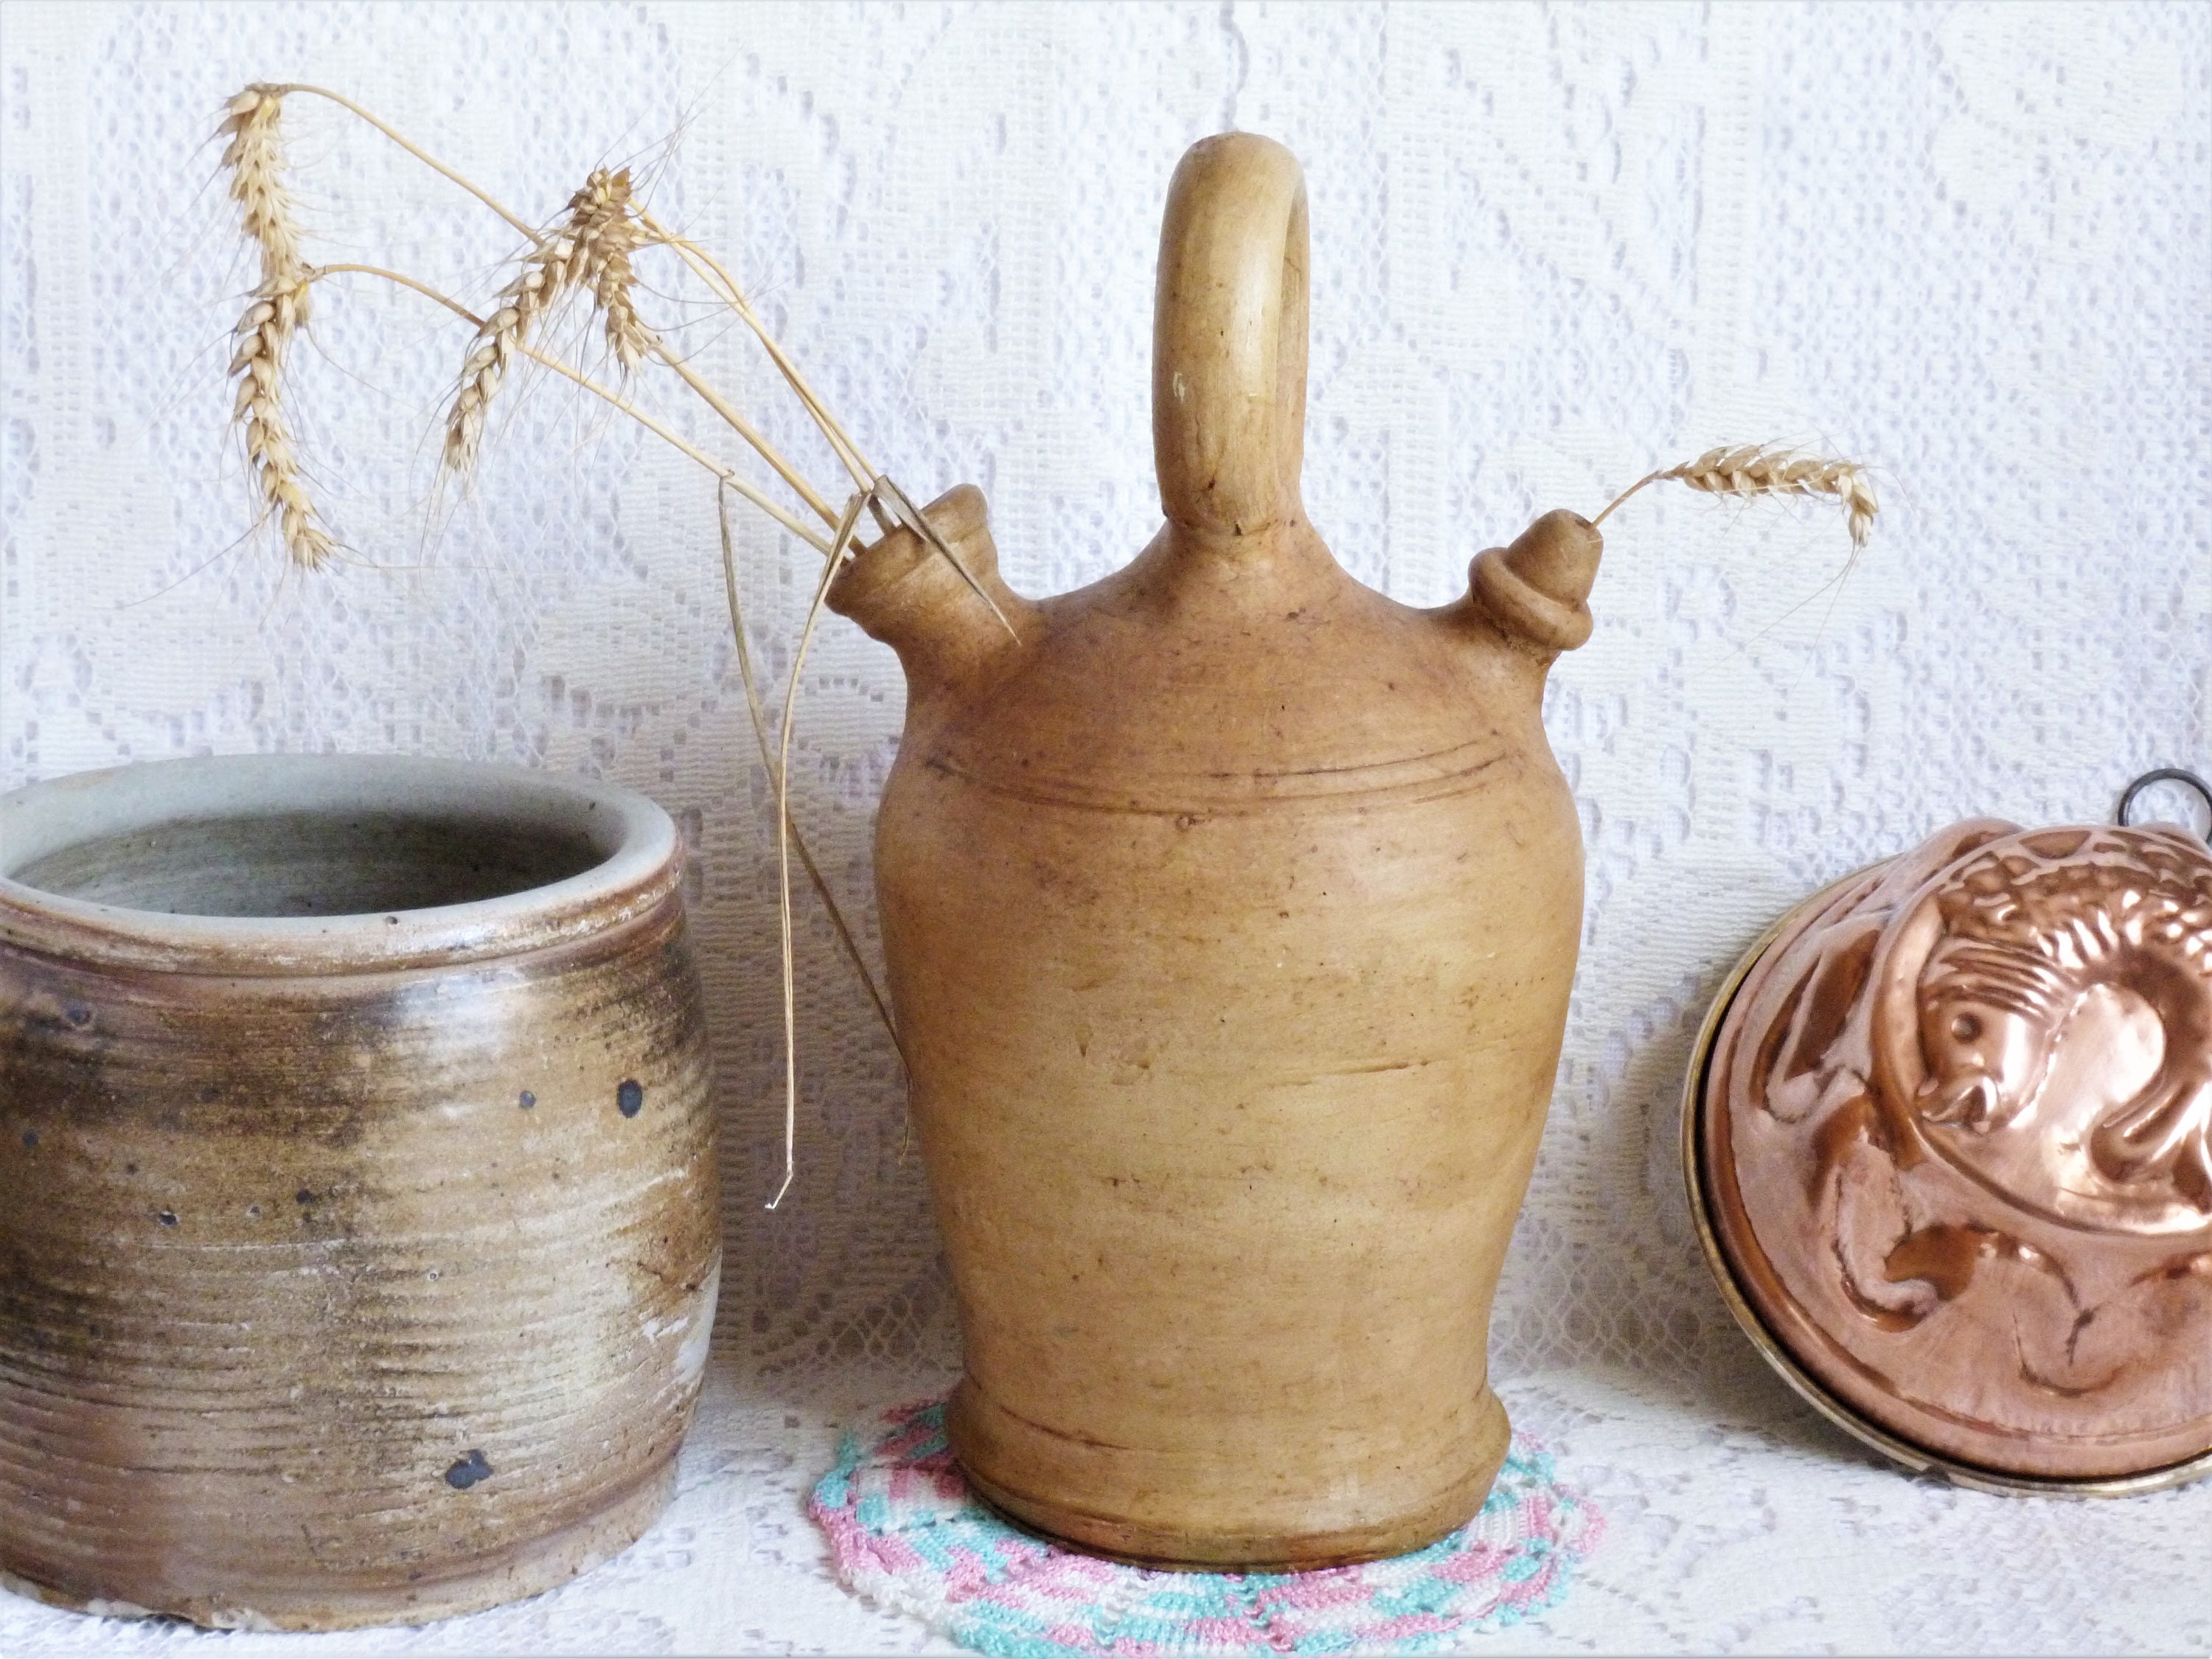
827;484;1034;692
1464;508;1602;656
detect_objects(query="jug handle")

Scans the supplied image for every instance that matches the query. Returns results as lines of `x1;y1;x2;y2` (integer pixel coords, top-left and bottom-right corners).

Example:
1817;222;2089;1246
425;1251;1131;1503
1152;133;1308;538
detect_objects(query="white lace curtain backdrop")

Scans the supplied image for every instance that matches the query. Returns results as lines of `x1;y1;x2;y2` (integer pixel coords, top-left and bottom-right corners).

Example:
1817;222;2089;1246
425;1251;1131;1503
2;1;2207;1652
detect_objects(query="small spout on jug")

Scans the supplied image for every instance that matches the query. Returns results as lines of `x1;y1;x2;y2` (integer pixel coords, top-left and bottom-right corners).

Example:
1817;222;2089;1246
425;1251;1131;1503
1463;509;1603;656
827;484;1034;691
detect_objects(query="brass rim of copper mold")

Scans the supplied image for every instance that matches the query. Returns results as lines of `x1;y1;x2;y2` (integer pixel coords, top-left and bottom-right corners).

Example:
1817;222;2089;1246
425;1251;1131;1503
1681;864;2212;1500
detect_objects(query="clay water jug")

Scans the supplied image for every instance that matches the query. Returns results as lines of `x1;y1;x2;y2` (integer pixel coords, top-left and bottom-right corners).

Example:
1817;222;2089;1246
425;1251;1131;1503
828;133;1603;1568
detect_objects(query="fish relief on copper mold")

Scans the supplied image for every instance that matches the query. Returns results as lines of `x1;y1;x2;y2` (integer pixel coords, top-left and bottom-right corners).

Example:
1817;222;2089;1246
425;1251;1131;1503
1711;771;2212;1450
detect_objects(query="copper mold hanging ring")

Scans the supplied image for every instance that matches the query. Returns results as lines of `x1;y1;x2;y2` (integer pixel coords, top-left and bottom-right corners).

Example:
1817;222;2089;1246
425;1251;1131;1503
1685;769;2212;1495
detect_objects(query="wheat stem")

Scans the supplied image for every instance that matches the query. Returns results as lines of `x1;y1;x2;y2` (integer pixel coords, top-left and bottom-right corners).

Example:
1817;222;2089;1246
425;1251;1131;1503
766;489;870;1211
641;222;866;470
1589;470;1662;529
622;218;1007;632
637;214;879;490
659;345;838;524
716;484;904;1054
268;82;538;242
529;356;832;553
306;263;832;553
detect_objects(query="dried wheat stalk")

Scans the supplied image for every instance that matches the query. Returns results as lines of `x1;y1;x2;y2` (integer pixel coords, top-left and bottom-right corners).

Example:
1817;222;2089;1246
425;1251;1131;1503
443;167;655;472
219;86;333;569
1595;444;1878;549
215;82;1016;1210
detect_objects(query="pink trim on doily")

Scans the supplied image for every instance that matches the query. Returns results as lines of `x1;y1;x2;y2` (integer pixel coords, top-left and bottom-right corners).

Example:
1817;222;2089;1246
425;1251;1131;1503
809;1398;1603;1657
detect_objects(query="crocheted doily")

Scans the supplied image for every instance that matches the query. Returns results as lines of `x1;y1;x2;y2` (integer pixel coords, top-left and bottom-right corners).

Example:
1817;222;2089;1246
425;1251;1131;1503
808;1399;1601;1656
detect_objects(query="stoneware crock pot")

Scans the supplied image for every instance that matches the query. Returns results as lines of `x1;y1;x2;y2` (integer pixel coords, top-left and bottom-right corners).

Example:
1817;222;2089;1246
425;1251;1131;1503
0;754;718;1629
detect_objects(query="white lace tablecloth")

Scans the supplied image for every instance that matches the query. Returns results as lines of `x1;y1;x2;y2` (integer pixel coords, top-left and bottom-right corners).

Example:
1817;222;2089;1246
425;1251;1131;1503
5;1350;2208;1655
3;1;2208;1652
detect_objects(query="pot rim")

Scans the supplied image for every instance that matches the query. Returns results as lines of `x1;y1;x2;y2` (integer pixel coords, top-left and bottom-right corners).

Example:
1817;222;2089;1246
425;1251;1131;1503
0;754;681;976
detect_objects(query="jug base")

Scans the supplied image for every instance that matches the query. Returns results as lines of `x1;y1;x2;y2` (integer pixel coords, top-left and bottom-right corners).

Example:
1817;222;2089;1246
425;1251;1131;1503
947;1380;1511;1572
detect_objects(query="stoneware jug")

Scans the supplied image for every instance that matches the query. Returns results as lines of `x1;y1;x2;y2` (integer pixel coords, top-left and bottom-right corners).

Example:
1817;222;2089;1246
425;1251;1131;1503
829;133;1604;1568
0;755;718;1628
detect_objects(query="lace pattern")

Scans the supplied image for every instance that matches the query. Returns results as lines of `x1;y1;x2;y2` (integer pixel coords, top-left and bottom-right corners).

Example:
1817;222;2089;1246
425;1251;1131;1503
2;2;2207;1652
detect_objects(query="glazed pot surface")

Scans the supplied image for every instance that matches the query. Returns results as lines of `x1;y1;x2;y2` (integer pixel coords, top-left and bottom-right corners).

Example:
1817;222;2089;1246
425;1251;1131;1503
0;755;718;1629
830;134;1601;1567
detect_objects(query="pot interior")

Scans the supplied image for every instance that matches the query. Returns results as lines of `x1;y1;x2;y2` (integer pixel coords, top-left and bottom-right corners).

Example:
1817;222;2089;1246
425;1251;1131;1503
10;810;607;919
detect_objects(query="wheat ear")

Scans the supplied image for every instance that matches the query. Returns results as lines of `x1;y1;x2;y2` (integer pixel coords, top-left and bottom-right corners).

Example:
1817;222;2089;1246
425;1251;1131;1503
1595;445;1878;549
219;86;334;569
443;167;655;473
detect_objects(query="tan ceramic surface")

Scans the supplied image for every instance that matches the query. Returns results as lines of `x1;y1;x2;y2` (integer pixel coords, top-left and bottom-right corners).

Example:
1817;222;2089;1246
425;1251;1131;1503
1700;819;2212;1484
0;756;720;1629
829;134;1603;1568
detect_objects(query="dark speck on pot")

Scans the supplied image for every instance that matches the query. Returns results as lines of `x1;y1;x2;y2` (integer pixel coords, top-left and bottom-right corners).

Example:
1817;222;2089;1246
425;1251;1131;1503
63;1004;92;1028
157;1211;177;1227
444;1450;493;1490
519;1091;535;1110
21;1130;35;1149
617;1080;643;1118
